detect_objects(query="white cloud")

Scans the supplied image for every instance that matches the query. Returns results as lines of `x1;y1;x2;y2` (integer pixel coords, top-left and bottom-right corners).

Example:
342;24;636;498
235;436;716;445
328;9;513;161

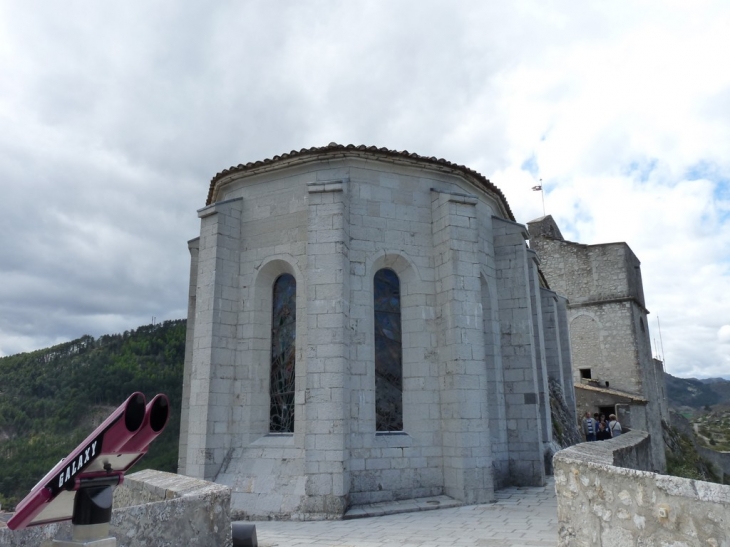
487;1;730;378
0;1;728;379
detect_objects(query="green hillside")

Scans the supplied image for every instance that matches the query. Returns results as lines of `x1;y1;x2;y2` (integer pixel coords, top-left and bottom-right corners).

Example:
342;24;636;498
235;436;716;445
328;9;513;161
664;372;721;409
0;320;186;510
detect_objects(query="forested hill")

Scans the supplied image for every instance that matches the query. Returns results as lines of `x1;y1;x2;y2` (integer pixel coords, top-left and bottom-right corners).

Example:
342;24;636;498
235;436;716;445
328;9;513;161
0;319;186;510
665;372;730;409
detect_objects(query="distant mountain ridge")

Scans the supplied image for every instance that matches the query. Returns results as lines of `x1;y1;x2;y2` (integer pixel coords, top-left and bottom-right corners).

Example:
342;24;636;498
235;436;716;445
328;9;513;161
665;372;730;409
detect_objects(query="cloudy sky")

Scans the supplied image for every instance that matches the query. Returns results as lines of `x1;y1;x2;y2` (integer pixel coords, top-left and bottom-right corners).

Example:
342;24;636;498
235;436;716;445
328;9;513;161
0;1;728;379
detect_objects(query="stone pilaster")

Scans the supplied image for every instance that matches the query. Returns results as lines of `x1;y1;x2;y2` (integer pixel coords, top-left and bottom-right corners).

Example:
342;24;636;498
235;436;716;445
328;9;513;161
178;237;200;473
302;179;351;517
432;190;494;504
526;250;551;449
481;275;509;489
540;289;565;392
184;197;242;480
492;217;545;486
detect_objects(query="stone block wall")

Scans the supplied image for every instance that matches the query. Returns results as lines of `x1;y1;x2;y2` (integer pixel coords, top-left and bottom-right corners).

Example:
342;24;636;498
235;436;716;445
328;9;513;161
180;152;571;518
431;190;493;504
541;290;576;415
527;216;654;396
493;217;546;486
526;251;552;454
554;431;730;546
527;229;644;308
183;197;244;481
569;302;643;394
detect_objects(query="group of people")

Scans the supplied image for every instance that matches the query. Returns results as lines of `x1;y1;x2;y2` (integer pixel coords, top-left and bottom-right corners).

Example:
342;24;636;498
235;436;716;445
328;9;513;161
582;411;622;441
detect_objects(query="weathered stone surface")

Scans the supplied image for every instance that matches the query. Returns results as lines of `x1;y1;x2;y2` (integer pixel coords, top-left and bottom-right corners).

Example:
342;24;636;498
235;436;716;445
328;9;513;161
554;431;730;546
549;378;582;453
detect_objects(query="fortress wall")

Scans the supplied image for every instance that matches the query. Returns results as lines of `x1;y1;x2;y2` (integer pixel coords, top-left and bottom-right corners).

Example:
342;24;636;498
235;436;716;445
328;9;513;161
0;471;231;547
554;431;730;546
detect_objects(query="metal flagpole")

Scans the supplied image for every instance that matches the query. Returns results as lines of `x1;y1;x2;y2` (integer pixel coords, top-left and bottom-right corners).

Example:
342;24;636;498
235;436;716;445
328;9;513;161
657;316;666;366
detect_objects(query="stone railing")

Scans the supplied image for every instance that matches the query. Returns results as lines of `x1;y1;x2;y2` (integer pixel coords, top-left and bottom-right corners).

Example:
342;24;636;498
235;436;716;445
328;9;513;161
554;430;730;546
0;470;231;546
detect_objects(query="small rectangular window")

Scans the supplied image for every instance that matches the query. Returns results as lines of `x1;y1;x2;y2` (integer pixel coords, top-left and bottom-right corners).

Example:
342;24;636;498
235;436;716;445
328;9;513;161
579;368;592;379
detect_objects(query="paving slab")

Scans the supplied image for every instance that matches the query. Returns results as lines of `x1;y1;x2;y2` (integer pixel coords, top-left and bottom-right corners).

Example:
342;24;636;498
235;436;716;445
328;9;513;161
252;477;557;547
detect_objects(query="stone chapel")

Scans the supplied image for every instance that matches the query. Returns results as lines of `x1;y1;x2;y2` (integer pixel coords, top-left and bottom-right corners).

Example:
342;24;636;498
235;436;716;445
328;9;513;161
178;144;577;519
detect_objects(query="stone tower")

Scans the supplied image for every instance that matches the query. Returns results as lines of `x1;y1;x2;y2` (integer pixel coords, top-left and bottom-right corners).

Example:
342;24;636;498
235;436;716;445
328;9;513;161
528;215;668;472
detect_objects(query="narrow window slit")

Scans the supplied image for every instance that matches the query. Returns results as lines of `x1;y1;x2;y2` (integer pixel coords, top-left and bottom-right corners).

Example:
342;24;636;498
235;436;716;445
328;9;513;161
374;268;403;432
270;273;296;433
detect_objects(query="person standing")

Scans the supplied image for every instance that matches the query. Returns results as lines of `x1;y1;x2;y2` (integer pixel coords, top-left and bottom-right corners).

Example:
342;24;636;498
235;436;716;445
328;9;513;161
608;414;622;437
597;421;612;440
583;411;596;441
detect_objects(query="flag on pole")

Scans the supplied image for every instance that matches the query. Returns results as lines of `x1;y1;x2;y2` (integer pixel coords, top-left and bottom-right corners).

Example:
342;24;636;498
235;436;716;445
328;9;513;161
534;179;546;215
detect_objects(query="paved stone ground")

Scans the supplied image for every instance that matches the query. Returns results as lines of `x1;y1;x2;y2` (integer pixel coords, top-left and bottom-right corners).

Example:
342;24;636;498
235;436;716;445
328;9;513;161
253;477;557;547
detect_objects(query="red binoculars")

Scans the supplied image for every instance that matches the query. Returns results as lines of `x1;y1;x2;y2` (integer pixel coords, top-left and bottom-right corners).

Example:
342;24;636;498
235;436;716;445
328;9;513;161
7;392;170;530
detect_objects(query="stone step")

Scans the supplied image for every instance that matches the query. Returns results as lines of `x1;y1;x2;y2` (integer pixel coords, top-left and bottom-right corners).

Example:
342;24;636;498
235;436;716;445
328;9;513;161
343;495;461;519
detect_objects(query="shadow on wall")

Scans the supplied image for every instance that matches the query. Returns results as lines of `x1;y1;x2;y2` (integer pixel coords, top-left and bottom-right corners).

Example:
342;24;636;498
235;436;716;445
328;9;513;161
554;431;730;546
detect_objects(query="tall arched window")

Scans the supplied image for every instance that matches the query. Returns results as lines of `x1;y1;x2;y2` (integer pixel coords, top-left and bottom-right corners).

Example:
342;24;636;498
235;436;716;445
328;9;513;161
374;268;403;431
270;273;296;432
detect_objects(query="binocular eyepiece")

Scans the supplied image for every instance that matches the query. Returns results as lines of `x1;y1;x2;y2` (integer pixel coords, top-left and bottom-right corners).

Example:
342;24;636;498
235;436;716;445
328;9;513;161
120;394;170;453
99;392;169;454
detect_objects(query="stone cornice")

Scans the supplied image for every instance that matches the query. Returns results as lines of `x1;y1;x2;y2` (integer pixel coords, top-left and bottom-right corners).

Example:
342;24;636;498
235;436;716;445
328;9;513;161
568;296;649;315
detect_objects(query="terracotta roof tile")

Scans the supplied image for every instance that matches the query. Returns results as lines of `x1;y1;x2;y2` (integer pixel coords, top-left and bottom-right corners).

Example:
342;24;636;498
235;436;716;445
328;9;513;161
206;143;515;221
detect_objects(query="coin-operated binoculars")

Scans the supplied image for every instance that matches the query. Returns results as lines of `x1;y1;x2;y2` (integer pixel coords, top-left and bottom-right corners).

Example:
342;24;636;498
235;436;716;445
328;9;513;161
7;392;169;547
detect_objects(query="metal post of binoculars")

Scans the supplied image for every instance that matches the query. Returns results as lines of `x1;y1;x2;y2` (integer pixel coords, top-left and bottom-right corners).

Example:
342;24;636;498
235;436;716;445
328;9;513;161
6;393;170;546
52;475;121;547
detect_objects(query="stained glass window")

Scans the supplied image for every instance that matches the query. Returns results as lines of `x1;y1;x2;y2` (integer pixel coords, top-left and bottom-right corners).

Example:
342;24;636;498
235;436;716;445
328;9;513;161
374;268;403;432
270;273;296;432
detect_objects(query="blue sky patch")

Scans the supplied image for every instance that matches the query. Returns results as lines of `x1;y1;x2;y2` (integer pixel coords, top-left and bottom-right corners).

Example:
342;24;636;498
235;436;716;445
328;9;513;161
687;162;730;220
685;160;721;182
521;154;539;176
623;158;658;182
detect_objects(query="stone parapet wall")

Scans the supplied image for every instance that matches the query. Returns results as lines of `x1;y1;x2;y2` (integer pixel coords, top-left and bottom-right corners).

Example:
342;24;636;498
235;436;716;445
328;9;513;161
554;431;730;546
0;471;231;547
